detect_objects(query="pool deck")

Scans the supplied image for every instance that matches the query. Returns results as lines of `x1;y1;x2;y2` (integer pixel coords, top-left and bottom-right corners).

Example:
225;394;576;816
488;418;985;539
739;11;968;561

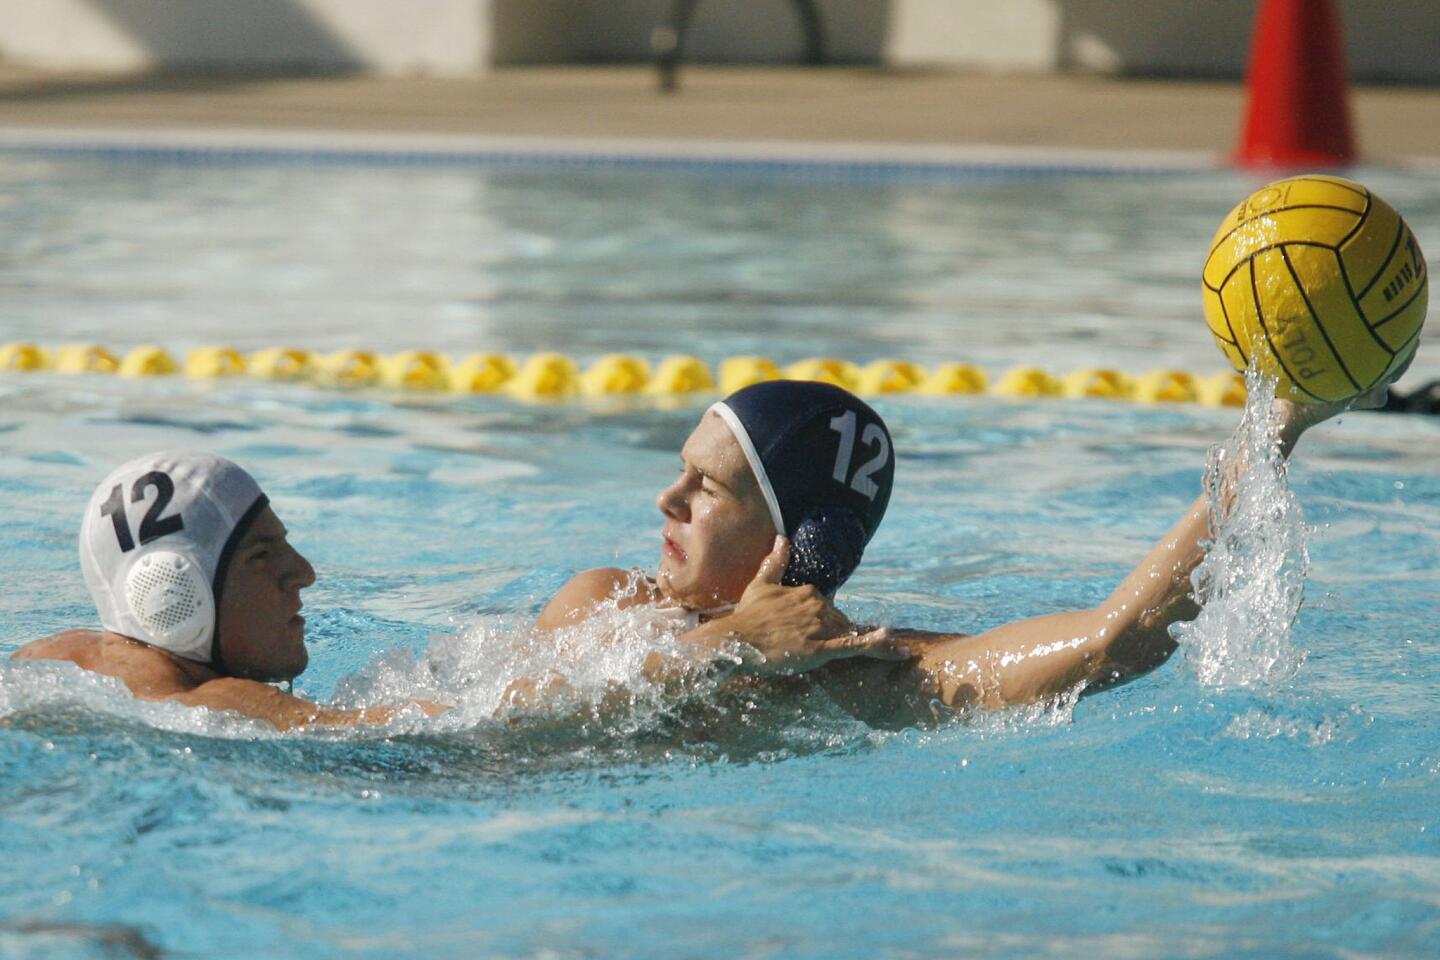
1;65;1439;166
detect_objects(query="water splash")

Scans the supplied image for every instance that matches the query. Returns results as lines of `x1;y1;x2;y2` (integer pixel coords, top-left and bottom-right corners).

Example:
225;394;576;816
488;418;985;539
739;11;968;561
1221;706;1360;747
345;575;694;708
1174;369;1308;688
0;659;279;739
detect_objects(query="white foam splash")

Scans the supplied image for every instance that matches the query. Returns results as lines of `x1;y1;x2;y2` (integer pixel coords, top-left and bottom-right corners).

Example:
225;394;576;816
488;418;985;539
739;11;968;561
0;659;280;738
1173;369;1308;688
1221;708;1352;747
333;571;738;730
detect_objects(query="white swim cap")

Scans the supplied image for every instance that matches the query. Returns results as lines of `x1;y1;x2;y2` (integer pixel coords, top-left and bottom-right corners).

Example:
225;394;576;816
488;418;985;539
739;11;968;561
79;451;269;665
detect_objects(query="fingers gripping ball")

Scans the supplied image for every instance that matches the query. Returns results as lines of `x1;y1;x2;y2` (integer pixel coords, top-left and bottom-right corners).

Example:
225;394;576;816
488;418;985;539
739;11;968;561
1202;175;1427;403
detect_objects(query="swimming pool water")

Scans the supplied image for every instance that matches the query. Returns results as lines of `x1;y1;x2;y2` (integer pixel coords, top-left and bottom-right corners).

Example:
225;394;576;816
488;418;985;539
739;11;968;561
2;156;1436;376
1;156;1437;958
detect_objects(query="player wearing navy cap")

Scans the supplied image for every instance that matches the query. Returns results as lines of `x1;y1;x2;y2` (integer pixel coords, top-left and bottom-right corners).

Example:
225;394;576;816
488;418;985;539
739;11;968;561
534;380;908;681
710;380;893;596
13;451;444;730
538;376;1403;721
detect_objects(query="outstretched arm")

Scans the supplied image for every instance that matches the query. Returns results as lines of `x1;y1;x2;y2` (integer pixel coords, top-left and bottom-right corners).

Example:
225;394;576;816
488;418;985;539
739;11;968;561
171;679;446;731
903;388;1383;711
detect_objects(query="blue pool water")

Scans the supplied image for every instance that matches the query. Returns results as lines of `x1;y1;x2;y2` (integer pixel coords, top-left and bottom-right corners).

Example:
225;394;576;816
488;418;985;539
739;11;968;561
1;155;1438;958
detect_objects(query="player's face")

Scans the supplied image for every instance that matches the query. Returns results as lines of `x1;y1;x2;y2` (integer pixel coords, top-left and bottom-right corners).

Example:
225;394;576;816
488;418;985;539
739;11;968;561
656;412;776;608
216;507;316;681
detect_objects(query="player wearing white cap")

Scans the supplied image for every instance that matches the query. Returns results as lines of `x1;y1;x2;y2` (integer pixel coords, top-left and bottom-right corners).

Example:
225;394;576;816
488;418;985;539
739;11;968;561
12;451;443;730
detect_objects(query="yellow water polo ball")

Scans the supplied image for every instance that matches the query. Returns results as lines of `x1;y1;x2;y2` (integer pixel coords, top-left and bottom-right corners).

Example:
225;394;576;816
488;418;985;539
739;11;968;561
1202;174;1427;403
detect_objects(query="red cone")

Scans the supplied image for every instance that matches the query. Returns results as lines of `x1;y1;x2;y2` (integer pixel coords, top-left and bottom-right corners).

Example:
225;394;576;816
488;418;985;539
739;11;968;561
1236;0;1356;168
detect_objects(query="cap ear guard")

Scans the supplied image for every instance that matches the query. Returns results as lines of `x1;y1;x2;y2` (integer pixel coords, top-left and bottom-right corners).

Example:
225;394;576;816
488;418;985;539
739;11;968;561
124;551;215;662
782;507;867;597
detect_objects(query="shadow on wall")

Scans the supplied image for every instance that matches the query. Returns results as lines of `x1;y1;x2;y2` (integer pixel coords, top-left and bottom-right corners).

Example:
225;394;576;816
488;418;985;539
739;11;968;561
497;0;893;66
0;0;364;103
1054;0;1440;83
80;0;364;69
1053;0;1252;78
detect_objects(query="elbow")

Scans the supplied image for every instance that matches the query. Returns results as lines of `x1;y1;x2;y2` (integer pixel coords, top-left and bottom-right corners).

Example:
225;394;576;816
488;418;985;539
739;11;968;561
1092;625;1178;690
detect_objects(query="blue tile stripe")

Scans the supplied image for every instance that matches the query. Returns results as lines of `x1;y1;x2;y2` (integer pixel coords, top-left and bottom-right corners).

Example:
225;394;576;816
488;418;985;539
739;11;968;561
0;136;1213;181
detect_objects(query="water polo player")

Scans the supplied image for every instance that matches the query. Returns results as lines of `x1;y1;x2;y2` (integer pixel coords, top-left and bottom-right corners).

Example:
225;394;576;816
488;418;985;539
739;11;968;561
535;380;907;674
12;451;442;730
539;376;1405;722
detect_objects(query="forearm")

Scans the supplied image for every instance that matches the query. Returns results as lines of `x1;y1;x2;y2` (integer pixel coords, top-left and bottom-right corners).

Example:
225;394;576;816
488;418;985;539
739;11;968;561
170;681;430;731
914;609;1107;710
1094;401;1315;679
1084;491;1207;684
916;402;1322;711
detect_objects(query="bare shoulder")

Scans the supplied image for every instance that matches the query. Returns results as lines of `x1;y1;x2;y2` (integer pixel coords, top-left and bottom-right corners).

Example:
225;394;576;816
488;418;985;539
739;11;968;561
11;629;106;661
535;567;660;630
13;630;197;699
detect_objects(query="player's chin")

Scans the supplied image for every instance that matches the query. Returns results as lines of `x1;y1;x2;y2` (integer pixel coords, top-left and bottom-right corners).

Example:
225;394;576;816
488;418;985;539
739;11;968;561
656;566;699;605
267;649;308;683
274;633;309;679
657;554;684;586
654;566;680;600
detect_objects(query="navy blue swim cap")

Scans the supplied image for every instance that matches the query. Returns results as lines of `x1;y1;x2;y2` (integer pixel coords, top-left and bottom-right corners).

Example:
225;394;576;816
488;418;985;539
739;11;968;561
710;380;894;595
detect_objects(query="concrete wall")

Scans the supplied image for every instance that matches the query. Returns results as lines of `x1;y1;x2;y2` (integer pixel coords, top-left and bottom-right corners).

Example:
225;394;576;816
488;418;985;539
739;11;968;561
577;0;1440;83
0;0;491;75
1045;0;1437;81
1;0;1437;83
885;1;1060;72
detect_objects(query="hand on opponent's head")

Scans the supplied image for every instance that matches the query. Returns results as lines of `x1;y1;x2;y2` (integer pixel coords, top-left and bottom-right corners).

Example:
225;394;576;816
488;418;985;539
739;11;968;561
715;536;910;675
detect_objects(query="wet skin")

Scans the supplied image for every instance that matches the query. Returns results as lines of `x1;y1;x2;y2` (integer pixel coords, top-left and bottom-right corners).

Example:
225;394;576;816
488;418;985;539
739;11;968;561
655;411;777;610
14;506;439;730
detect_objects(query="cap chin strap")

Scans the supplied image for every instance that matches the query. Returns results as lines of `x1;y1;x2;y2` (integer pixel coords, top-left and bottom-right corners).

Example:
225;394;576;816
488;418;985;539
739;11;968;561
708;402;786;536
207;494;270;676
